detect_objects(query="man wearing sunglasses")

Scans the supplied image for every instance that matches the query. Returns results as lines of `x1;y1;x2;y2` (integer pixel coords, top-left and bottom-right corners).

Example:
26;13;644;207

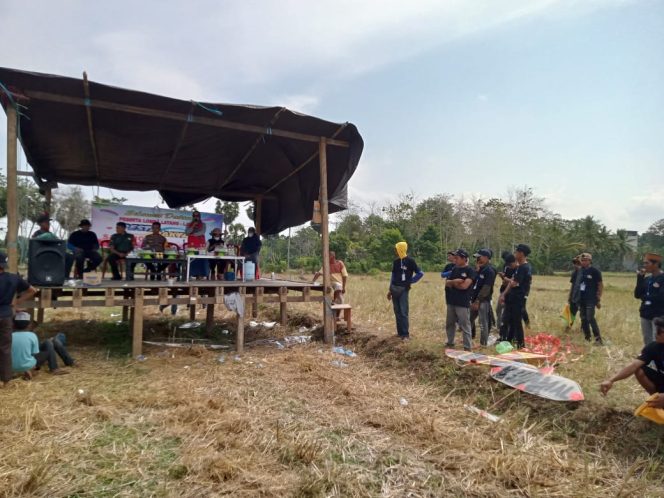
600;316;664;409
635;253;664;345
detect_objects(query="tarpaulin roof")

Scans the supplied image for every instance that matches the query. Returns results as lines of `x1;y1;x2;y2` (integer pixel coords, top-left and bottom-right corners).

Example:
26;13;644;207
0;67;363;234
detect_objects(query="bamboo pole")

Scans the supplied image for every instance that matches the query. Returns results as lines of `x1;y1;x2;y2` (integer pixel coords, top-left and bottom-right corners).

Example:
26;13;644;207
319;137;334;343
6;105;18;272
254;196;262;235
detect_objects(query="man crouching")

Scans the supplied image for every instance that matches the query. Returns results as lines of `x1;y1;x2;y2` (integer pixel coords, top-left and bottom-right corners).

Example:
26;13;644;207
600;316;664;408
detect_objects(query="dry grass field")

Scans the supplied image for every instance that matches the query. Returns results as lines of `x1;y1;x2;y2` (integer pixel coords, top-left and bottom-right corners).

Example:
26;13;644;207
1;272;663;497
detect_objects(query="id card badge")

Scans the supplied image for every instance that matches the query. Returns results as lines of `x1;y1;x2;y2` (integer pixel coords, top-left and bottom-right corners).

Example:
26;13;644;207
402;272;406;282
580;282;586;292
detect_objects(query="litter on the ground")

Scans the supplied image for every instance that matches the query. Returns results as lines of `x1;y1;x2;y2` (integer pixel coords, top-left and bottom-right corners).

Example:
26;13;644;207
110;313;120;317
233;355;242;362
283;335;311;345
464;404;501;423
399;397;409;407
178;321;201;329
135;355;147;362
487;334;498;346
274;341;285;349
217;355;226;364
221;329;230;335
332;346;357;358
330;360;348;368
144;341;230;350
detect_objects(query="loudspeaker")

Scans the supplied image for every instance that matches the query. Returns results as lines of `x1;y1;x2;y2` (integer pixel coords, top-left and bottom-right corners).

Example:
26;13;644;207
28;238;66;286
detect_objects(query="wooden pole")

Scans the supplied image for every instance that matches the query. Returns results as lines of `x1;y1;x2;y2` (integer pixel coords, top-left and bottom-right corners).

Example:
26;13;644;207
319;137;334;344
254;196;262;235
44;187;52;213
236;292;245;354
6;105;18;272
205;303;215;336
131;289;144;357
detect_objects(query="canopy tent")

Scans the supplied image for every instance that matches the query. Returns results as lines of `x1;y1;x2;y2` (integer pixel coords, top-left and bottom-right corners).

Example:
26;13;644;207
0;66;363;235
1;66;362;342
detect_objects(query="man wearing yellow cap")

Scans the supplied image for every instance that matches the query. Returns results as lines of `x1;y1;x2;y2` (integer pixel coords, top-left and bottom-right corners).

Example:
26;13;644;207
600;317;664;409
635;253;664;345
387;242;424;340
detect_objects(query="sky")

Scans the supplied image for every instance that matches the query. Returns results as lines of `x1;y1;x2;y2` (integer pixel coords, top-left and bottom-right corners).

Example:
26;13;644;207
0;0;662;232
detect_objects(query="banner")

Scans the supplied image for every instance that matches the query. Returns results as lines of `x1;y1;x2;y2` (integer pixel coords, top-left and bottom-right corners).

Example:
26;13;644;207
90;203;224;249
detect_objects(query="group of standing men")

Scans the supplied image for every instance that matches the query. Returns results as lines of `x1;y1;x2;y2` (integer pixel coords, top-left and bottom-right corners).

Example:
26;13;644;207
387;241;532;348
443;244;532;350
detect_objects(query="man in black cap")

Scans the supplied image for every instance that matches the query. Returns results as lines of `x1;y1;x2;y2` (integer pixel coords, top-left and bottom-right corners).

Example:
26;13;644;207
470;249;496;346
444;249;476;350
67;219;102;277
499;244;532;348
0;252;37;386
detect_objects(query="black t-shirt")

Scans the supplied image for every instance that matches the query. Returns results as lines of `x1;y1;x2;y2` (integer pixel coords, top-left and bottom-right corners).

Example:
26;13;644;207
579;266;602;303
472;264;496;302
446;265;476;307
391;256;420;289
508;262;532;301
499;265;516;293
442;262;455;300
68;230;100;252
636;273;664;320
0;272;31;318
638;342;664;374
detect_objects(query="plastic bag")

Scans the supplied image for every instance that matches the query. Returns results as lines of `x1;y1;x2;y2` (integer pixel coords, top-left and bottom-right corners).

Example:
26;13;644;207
495;341;513;354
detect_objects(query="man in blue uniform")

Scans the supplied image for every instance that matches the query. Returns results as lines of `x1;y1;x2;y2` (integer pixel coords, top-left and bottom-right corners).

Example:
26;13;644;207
445;249;476;351
635;253;664;345
387;242;424;340
471;249;496;346
574;252;603;344
500;244;532;349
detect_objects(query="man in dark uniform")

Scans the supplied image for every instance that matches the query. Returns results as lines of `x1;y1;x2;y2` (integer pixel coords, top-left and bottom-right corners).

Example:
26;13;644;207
470;249;496;346
500;244;532;348
575;252;603;344
496;253;516;333
0;252;37;387
635;253;664;345
387;242;424;340
567;256;582;329
445;249;476;351
601;317;664;409
108;222;135;280
68;219;102;277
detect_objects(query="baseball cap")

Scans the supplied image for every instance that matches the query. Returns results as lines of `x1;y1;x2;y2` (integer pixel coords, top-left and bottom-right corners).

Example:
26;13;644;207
446;250;456;256
515;244;531;256
0;252;7;269
579;252;592;260
454;249;469;259
79;219;92;227
473;248;492;259
36;213;51;224
14;311;30;322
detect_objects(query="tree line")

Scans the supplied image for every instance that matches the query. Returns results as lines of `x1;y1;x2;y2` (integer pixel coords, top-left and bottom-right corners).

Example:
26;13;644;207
259;187;664;275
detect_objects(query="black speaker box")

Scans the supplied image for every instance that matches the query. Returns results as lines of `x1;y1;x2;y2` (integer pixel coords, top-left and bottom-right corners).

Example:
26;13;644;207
28;238;66;286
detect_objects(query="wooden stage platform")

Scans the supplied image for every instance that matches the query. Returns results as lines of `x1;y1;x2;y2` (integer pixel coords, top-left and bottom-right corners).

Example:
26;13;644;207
25;278;325;356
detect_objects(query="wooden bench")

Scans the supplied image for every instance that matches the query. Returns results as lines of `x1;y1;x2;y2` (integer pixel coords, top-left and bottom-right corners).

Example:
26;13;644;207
331;304;352;332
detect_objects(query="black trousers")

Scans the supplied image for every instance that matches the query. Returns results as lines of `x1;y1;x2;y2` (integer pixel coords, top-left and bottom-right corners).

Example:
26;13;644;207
0;317;12;383
107;253;126;279
502;296;526;348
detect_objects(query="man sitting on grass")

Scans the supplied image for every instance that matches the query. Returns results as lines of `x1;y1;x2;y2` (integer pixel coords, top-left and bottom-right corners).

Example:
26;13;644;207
11;312;72;378
600;316;664;408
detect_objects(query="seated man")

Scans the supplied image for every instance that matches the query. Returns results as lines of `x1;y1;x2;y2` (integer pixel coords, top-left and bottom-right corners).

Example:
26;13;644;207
600;316;664;408
68;219;102;277
142;221;167;280
11;312;71;378
108;222;135;280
